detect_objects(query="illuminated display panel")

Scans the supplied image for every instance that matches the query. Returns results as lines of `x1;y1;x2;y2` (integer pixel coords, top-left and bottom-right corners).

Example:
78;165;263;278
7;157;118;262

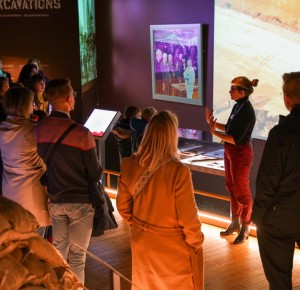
78;0;97;91
213;1;300;140
84;109;120;139
150;24;203;106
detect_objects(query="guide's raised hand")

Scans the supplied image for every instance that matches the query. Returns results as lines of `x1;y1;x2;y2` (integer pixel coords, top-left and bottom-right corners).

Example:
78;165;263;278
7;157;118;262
205;107;214;125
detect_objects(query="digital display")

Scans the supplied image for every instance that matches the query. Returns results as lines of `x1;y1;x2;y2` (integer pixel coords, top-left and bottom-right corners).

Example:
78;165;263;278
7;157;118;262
213;1;300;140
84;109;120;139
178;128;202;140
78;0;97;89
150;24;203;106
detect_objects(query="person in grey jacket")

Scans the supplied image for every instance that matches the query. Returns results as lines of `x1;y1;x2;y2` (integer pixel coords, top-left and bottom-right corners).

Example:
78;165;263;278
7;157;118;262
252;72;300;290
0;87;50;231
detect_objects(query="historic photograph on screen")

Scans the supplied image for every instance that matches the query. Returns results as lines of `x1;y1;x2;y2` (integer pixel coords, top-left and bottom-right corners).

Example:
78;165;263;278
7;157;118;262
150;24;203;106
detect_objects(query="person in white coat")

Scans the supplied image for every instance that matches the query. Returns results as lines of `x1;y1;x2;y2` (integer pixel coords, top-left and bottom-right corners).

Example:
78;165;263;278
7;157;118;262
184;59;195;99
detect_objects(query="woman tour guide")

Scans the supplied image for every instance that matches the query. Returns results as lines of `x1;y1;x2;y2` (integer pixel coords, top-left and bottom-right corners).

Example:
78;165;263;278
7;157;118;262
206;76;258;244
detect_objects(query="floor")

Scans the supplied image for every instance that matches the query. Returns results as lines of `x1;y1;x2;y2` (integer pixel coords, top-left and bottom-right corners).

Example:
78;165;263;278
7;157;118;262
85;200;300;290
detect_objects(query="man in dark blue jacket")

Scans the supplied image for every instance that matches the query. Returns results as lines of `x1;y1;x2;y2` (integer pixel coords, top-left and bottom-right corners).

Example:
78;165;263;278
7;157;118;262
252;72;300;290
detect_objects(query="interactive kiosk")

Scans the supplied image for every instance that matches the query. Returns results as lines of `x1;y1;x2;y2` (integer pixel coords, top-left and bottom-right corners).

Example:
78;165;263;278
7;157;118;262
84;109;121;168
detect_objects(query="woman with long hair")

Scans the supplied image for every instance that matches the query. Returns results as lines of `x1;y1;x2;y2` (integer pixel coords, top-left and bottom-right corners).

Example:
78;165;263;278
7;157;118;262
29;73;48;122
17;63;38;88
117;110;204;290
29;73;48;113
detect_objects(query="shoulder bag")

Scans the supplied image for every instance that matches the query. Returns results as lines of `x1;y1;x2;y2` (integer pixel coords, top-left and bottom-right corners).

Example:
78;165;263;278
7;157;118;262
39;123;77;186
90;180;118;237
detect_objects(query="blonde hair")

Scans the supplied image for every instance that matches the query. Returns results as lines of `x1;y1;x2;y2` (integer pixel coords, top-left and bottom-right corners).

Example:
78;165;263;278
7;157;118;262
141;107;157;122
137;110;179;171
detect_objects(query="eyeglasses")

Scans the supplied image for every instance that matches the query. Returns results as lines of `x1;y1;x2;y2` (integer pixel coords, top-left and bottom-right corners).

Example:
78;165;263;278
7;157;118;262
230;86;239;91
73;91;77;98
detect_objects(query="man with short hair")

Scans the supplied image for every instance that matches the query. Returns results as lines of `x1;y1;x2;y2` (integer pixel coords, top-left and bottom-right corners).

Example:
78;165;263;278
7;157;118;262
252;72;300;290
35;79;102;284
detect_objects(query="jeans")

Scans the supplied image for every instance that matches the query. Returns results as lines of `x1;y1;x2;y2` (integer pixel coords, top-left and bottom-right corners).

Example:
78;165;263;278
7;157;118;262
50;203;95;284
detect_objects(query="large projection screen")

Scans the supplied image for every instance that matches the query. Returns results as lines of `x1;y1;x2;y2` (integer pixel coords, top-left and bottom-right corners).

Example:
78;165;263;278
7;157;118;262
213;1;300;140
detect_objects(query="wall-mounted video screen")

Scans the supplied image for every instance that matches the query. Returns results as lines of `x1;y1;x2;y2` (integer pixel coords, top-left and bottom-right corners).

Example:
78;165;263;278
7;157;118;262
150;24;203;106
78;0;97;91
84;109;121;140
213;1;300;140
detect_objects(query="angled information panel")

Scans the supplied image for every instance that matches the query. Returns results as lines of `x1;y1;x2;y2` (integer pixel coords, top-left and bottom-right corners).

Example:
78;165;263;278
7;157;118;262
84;109;121;140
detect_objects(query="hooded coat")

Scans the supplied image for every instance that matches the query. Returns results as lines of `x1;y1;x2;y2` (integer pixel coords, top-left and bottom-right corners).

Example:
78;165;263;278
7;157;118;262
0;116;50;227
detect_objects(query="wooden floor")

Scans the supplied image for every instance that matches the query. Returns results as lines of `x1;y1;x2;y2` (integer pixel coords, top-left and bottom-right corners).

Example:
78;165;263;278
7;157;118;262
85;200;300;290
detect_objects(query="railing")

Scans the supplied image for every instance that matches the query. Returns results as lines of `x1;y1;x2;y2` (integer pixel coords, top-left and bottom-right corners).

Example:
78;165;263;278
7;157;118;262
74;243;141;290
103;169;230;202
102;169;257;235
103;169;120;189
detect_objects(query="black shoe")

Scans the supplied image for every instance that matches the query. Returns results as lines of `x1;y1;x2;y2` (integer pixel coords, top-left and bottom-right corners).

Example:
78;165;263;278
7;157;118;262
220;219;241;236
233;226;249;244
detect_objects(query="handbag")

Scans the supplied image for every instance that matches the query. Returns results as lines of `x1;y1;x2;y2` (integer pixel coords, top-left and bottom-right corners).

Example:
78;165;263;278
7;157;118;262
89;180;118;237
39;123;77;186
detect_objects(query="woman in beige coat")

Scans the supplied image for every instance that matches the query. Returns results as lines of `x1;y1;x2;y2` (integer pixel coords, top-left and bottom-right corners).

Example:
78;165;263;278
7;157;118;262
117;110;204;290
0;87;50;232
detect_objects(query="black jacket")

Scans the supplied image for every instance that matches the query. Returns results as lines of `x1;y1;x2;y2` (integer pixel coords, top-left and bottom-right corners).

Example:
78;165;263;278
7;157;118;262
225;97;256;145
252;105;300;227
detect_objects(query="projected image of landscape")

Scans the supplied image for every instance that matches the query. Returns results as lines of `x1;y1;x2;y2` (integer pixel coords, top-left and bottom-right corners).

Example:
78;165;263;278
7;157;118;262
214;0;300;139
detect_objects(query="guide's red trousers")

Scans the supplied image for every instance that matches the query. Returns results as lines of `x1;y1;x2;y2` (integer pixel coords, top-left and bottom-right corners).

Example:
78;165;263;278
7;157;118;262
224;141;253;225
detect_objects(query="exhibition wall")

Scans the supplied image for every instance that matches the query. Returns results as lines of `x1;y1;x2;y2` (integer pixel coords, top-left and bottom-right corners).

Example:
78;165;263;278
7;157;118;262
94;1;269;216
95;0;214;133
0;0;83;122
